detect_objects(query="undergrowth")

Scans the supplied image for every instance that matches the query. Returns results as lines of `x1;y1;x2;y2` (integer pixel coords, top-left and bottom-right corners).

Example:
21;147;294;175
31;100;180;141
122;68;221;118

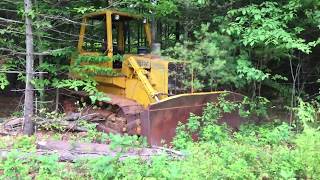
0;96;319;179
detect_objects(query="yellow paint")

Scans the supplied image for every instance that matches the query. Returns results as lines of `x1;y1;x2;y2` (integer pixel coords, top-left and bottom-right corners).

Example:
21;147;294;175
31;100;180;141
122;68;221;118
106;12;113;57
95;76;126;88
144;23;152;47
128;57;160;102
97;84;126;96
153;91;230;104
125;78;153;107
77;17;87;52
85;9;142;19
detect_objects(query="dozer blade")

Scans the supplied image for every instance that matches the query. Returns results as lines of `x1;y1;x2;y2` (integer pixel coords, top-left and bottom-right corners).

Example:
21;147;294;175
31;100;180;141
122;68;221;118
141;91;244;146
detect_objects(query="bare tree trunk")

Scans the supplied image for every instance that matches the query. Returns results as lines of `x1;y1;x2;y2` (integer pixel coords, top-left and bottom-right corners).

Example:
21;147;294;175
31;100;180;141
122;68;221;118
151;14;160;55
55;88;59;112
150;0;157;43
23;0;35;135
289;57;301;126
38;55;44;110
151;16;157;43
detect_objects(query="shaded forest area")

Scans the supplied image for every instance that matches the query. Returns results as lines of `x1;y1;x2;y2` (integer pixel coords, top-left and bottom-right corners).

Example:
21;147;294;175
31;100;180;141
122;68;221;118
0;0;320;179
0;0;319;114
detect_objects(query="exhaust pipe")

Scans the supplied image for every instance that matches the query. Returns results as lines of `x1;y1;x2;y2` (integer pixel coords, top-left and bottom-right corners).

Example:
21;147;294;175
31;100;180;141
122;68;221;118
151;43;161;55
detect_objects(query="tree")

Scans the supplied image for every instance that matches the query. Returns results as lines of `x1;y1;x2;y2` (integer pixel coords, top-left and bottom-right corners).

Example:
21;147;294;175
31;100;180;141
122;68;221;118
23;0;35;135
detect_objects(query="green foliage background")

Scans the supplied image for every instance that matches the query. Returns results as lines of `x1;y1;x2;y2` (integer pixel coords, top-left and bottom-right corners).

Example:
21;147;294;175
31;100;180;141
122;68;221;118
0;0;319;179
0;0;319;104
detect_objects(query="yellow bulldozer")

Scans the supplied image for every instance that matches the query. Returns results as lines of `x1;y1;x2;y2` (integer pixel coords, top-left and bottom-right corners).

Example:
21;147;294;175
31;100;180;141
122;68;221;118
67;9;242;145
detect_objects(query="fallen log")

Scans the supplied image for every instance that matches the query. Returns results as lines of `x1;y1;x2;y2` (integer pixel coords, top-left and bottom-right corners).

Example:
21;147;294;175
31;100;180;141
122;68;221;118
151;146;186;157
34;117;88;132
1;140;183;162
1;115;90;133
0;148;110;162
3;118;23;131
36;140;181;160
61;112;104;122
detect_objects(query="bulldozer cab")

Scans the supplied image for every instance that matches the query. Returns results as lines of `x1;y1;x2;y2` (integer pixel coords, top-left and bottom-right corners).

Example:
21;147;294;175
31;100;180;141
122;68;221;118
77;10;152;68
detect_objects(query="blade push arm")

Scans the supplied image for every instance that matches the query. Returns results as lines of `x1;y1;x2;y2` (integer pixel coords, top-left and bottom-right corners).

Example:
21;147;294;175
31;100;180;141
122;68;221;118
128;57;160;102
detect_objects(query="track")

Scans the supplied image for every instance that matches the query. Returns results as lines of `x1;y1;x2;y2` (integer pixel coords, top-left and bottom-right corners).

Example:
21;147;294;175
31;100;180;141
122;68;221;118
61;91;144;135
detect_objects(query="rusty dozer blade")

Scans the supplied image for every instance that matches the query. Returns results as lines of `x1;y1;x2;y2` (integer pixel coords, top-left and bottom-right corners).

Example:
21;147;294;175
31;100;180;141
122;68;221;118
141;91;244;146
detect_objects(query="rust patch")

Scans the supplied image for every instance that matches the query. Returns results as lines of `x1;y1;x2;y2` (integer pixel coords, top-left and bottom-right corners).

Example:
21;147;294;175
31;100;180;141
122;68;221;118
141;92;244;146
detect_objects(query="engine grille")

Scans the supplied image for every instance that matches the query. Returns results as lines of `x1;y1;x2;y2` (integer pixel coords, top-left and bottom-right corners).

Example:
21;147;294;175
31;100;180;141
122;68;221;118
168;62;191;96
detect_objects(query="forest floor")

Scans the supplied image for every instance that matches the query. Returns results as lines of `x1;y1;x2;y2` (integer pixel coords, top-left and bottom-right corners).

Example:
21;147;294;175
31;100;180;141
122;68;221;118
0;95;21;118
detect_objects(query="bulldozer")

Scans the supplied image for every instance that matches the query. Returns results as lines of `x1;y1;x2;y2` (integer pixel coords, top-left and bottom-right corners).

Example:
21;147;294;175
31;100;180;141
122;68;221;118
66;9;243;145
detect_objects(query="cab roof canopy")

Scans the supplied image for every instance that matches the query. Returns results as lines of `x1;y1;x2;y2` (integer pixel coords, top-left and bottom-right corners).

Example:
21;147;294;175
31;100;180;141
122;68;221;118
84;9;143;19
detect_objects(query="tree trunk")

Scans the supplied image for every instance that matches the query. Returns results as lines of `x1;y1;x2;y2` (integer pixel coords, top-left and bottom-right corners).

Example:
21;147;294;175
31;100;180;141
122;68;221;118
23;0;35;135
38;55;44;110
151;16;157;43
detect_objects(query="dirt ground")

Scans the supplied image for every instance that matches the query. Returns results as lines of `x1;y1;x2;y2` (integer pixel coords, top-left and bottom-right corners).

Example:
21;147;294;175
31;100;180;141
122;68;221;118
0;95;22;118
